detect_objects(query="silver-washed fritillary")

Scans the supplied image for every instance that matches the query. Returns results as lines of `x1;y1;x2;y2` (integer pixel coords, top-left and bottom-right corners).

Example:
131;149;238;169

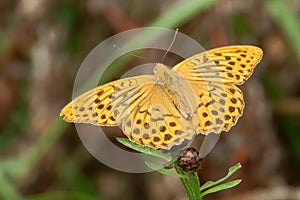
60;45;263;150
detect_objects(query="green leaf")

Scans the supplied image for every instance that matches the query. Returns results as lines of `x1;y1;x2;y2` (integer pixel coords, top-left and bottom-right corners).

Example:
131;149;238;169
266;0;300;61
116;138;172;161
200;163;241;191
150;0;220;28
0;171;22;200
24;191;96;200
145;161;188;178
200;180;241;197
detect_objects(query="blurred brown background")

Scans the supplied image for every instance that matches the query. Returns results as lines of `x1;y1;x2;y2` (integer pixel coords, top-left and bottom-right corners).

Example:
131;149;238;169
1;0;300;199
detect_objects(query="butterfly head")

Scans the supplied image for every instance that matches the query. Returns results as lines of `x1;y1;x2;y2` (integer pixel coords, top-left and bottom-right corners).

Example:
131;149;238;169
153;63;169;74
153;63;174;85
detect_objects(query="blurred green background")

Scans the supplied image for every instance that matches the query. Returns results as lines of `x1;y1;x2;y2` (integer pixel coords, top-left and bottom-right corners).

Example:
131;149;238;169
1;0;300;199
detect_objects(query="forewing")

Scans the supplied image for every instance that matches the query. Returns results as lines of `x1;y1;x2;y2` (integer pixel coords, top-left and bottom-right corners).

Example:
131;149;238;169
172;45;263;84
60;75;154;126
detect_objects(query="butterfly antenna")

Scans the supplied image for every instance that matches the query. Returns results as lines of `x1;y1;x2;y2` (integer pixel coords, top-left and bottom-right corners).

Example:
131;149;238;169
112;44;149;61
161;28;179;63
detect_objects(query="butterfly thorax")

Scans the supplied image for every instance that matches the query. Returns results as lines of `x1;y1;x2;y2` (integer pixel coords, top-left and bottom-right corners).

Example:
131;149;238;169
153;63;198;120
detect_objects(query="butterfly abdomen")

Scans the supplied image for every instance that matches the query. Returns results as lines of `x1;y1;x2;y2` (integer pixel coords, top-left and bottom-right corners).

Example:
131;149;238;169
154;63;198;122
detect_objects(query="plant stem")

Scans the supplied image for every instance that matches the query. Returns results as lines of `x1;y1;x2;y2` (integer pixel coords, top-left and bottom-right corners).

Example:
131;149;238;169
175;164;202;200
189;171;201;198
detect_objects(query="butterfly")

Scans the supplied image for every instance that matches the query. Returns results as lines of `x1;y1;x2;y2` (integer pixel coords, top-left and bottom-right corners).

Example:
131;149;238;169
60;45;263;150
